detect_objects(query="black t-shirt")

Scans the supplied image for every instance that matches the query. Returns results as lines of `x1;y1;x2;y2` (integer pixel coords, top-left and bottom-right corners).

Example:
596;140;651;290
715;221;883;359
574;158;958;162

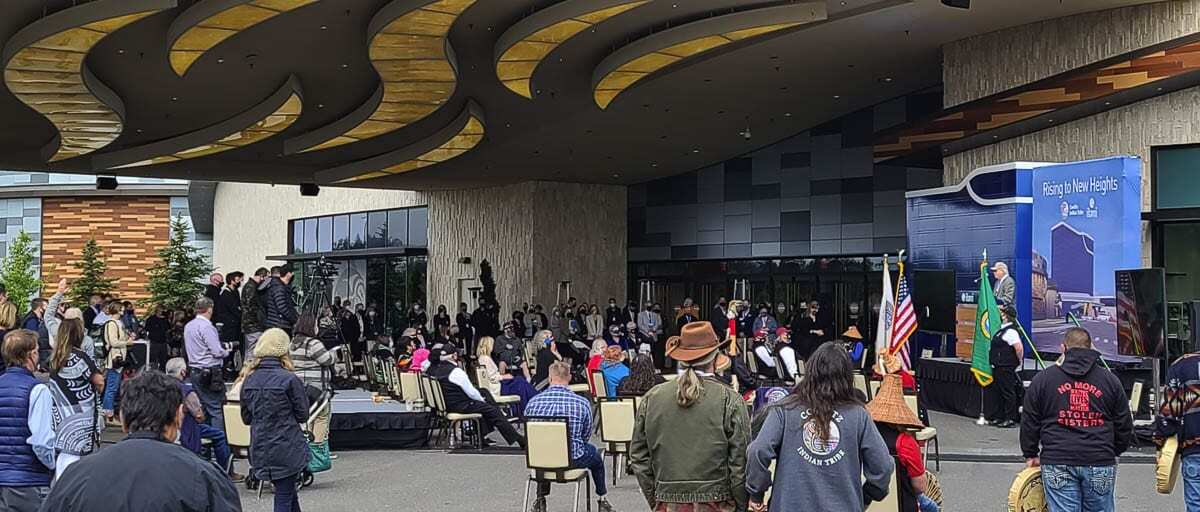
50;349;100;406
495;336;525;375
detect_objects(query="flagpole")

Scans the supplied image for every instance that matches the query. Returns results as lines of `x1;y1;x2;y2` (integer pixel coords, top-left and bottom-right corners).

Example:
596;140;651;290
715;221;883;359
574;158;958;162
977;248;989;427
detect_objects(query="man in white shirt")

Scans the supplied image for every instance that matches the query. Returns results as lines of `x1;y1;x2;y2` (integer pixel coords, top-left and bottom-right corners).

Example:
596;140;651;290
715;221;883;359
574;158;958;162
774;328;799;380
427;343;525;448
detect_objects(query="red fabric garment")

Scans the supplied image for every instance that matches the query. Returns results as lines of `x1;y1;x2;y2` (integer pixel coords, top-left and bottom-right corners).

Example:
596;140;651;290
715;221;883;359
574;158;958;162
587;355;602;390
895;432;925;478
900;370;916;391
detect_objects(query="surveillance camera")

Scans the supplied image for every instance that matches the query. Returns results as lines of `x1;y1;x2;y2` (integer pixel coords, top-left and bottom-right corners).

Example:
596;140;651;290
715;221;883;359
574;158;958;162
741;128;752;141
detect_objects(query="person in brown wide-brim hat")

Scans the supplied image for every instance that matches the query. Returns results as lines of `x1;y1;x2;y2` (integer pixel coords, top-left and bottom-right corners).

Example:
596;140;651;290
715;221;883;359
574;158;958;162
667;321;730;370
865;373;923;430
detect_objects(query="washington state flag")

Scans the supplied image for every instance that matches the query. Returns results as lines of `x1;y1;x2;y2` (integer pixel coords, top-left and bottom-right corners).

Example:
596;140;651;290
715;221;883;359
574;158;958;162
971;258;1001;387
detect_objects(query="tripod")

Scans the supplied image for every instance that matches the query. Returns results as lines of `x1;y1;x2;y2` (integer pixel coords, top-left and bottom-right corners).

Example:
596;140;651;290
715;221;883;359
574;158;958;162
298;258;346;387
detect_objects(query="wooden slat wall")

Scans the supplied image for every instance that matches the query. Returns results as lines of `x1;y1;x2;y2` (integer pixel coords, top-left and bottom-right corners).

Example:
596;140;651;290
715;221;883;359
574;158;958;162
41;196;170;302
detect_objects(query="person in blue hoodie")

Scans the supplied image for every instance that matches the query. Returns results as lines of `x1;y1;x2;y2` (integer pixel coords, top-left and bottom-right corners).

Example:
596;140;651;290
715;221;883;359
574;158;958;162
599;346;630;397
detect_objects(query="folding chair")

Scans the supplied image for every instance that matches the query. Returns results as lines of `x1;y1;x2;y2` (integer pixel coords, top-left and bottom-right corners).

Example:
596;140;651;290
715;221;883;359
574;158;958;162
854;373;871;401
904;394;940;471
476;368;520;415
864;457;902;512
399;372;424;410
589;369;608;400
523;416;592;512
598;398;635;485
432;378;484;449
223;403;251;471
1129;380;1144;416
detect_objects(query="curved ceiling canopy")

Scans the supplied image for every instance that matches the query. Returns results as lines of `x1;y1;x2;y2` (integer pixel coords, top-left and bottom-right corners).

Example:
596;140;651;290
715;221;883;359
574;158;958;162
320;102;484;183
168;0;320;76
495;0;649;99
592;2;826;109
287;0;476;153
96;76;303;169
2;0;176;162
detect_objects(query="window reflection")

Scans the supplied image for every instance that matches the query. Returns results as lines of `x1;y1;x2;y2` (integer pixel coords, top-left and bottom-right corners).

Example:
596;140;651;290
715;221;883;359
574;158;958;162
350;213;367;250
367;211;387;248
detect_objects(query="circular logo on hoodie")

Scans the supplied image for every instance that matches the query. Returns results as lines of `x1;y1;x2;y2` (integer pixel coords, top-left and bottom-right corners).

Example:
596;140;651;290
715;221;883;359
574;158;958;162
802;419;841;456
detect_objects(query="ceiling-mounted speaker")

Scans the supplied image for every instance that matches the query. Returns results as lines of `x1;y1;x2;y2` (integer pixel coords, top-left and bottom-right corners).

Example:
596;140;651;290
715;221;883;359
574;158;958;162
941;0;970;8
96;176;118;190
300;183;320;197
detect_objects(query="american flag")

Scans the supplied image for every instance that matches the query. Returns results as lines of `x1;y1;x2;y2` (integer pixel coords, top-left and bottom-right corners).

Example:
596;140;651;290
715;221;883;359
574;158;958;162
889;265;917;370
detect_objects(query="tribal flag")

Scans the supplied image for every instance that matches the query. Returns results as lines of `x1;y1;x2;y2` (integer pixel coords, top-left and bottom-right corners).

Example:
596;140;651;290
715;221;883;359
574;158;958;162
889;260;917;371
874;255;895;374
972;255;1001;387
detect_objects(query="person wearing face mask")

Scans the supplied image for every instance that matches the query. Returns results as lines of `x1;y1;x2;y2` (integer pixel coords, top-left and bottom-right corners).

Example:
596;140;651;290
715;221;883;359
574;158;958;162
792;300;832;362
433;305;451;334
623;301;639;328
532;331;563;389
40;371;241;512
406;303;428;338
604;299;623;328
637;302;664;368
775;302;791;329
736;302;755;339
605;324;629;352
0;330;54;511
752;305;778;338
675;299;698;333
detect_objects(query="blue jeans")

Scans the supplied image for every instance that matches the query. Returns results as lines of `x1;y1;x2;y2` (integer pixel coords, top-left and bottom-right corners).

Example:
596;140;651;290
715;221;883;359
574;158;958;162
189;369;225;435
1041;464;1116;512
1183;453;1200;512
102;369;121;414
273;473;301;512
536;443;607;497
196;422;232;472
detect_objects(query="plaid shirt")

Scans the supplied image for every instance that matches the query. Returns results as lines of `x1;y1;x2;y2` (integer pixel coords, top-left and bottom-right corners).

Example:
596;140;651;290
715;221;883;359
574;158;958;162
525;385;592;459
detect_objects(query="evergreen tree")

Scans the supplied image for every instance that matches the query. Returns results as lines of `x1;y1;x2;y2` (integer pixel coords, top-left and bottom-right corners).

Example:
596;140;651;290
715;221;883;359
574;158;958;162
144;215;211;312
0;230;41;312
69;238;116;306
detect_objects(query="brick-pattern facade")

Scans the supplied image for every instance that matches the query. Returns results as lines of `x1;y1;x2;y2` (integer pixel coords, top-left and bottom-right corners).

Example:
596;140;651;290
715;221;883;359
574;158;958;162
41;197;170;302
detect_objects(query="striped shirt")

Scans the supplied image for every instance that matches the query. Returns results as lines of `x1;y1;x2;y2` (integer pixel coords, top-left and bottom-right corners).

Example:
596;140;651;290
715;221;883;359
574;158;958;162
289;335;335;389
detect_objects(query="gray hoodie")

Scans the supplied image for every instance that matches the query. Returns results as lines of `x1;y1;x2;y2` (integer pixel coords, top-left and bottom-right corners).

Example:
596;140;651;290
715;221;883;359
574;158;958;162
746;404;894;511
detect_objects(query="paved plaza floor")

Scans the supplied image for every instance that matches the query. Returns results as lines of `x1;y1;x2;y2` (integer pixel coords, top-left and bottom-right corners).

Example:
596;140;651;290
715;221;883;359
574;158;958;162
234;411;1181;511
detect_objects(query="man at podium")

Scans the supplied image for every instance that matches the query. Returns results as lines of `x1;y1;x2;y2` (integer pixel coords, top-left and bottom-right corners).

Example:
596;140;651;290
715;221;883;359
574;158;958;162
992;261;1015;306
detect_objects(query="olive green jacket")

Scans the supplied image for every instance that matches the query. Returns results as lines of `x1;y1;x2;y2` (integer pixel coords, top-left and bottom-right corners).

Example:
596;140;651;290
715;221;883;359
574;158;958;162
629;376;750;510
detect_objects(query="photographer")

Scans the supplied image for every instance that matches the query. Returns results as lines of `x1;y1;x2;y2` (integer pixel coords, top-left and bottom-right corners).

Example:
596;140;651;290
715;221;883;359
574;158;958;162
184;297;230;435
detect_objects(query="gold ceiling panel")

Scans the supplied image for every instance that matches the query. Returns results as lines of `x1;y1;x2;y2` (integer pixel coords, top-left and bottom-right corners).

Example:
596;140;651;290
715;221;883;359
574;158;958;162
170;0;318;75
4;10;164;162
115;93;302;168
339;115;483;183
496;1;648;99
296;0;476;153
593;22;800;109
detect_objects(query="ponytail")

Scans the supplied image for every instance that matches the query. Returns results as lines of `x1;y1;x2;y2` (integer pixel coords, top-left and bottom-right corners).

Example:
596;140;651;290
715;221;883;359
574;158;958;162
675;351;717;408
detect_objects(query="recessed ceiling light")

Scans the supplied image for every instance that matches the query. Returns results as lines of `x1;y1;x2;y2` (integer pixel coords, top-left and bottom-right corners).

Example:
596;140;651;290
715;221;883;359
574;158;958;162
340;63;349;69
117;49;125;55
650;163;658;168
671;3;678;7
784;112;792;117
317;104;324;109
170;96;178;101
320;25;328;30
1048;119;1054;123
1104;101;1111;106
1157;87;1164;91
216;58;224;64
612;173;621;179
833;95;841;99
692;148;701;153
880;77;893;83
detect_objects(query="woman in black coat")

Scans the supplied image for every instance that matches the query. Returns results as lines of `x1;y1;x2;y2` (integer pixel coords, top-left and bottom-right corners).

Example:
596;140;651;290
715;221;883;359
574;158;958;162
241;328;310;512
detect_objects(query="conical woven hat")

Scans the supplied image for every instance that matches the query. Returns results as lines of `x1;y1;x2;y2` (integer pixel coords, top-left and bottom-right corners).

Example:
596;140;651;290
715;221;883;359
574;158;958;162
1008;467;1047;512
864;374;923;429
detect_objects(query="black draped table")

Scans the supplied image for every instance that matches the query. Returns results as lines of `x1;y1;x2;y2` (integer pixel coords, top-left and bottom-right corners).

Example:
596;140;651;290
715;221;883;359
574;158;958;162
330;390;431;450
917;357;996;419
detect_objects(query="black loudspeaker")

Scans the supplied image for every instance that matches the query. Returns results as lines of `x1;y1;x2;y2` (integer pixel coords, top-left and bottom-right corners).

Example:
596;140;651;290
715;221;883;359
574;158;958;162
912;270;956;334
300;183;320;196
96;176;118;190
941;0;970;8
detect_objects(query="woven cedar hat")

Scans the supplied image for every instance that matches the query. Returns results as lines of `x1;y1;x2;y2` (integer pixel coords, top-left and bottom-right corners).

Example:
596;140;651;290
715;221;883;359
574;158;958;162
842;326;864;340
864;373;923;429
